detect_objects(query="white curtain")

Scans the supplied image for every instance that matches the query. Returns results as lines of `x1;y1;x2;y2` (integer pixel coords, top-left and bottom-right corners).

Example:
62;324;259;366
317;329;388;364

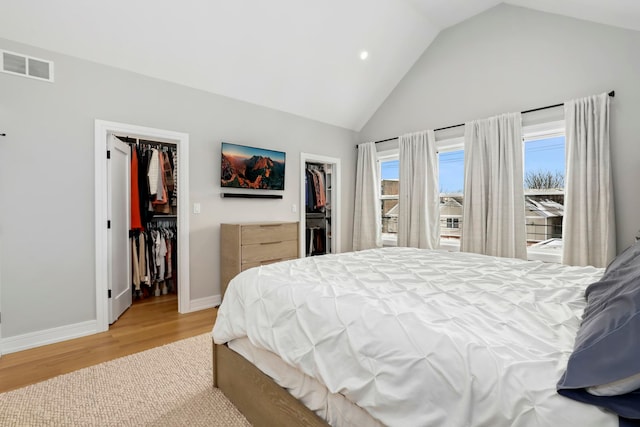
352;142;382;251
562;93;615;267
461;112;527;259
398;130;440;249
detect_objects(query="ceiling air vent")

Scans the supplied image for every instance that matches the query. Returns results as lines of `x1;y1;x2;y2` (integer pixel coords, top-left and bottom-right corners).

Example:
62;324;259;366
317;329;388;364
1;50;54;82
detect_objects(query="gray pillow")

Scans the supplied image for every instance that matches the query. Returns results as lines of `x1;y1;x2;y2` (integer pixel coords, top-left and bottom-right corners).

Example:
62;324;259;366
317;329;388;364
557;240;640;421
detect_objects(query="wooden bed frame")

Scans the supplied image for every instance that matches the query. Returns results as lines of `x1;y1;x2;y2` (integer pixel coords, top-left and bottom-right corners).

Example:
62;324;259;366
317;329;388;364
212;340;329;427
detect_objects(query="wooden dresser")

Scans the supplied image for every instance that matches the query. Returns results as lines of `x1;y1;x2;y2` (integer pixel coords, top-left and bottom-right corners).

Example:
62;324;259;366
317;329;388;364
220;222;299;298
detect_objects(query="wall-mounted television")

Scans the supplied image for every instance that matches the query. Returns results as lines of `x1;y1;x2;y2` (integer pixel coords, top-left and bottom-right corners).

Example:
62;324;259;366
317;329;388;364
221;142;286;191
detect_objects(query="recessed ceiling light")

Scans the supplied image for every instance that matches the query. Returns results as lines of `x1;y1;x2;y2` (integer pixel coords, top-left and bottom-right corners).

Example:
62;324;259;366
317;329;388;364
360;51;369;60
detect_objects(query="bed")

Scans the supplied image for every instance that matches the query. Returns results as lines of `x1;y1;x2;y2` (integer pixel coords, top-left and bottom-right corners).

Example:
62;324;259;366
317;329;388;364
212;246;640;426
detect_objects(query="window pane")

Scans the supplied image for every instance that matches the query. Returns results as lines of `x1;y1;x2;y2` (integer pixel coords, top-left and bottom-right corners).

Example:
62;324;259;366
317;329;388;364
439;150;464;194
381;159;399;181
524;136;565;249
524;136;565;185
439;150;464;242
381;159;399;238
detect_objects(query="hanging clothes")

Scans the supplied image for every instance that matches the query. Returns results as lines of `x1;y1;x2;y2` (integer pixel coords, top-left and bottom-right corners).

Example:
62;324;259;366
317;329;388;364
153;151;166;204
132;235;141;290
119;136;178;300
130;148;143;230
139;231;149;286
305;169;315;211
163;150;174;196
148;148;160;199
171;149;178;207
154;229;167;284
305;163;329;257
313;169;326;209
152;151;172;214
137;146;152;224
305;166;326;210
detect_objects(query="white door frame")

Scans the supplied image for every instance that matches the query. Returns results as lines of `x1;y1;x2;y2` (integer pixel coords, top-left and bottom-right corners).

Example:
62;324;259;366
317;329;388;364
300;152;341;256
95;120;190;332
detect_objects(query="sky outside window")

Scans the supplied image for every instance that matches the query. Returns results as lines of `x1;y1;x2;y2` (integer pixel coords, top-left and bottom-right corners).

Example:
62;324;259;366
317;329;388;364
380;160;399;181
524;136;565;182
380;136;564;191
439;150;464;193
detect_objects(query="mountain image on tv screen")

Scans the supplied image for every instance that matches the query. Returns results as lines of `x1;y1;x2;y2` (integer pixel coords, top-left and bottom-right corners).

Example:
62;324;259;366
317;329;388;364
221;142;285;190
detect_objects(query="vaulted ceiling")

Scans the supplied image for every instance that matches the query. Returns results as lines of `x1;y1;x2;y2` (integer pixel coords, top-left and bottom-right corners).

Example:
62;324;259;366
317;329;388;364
1;0;639;131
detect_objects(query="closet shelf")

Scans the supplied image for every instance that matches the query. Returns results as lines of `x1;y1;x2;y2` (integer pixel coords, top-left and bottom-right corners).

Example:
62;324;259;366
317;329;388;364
151;214;177;219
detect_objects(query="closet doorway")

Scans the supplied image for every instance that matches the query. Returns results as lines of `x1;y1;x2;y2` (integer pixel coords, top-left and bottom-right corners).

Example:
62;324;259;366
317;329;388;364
300;153;341;257
94;120;190;332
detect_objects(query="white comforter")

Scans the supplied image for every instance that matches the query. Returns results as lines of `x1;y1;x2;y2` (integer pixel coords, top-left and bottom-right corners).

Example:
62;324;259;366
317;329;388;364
213;247;617;427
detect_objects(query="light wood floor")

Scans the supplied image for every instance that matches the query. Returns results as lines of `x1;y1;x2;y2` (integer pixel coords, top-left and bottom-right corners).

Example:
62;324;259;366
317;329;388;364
0;294;217;393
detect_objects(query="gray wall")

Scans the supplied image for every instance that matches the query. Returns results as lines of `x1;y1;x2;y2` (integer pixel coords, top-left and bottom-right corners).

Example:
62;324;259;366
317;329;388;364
0;38;357;338
360;4;640;253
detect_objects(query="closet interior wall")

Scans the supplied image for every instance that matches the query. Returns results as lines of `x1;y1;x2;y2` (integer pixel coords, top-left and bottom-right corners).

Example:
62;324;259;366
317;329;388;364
117;136;179;302
305;162;332;256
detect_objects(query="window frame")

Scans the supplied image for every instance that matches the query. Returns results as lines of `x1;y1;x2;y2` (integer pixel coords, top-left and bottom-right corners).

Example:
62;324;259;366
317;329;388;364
446;218;460;229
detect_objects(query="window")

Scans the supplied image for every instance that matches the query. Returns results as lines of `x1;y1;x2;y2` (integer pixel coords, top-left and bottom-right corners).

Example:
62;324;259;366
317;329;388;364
378;139;466;248
438;144;464;249
436;125;566;261
379;155;399;245
523;122;565;263
374;121;565;261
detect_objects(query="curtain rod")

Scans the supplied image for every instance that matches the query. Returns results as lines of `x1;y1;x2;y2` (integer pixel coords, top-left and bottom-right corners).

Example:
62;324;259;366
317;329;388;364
368;90;615;145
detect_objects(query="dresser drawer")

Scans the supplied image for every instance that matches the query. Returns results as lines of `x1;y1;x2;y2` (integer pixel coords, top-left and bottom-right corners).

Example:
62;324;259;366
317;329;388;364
241;240;298;265
241;222;297;244
242;256;297;271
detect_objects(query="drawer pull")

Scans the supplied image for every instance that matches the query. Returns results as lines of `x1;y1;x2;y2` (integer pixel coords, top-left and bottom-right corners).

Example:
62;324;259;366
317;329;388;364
260;241;282;245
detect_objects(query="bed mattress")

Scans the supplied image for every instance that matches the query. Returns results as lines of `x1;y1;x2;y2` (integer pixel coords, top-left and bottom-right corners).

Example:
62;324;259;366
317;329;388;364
229;337;382;427
213;247;617;426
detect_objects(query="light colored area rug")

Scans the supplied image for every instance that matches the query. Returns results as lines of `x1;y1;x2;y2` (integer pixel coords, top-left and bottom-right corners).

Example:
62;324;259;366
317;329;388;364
0;334;251;426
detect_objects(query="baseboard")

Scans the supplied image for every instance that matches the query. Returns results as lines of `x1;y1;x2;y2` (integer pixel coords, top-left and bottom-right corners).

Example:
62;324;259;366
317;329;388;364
188;295;221;312
0;296;220;355
1;320;98;356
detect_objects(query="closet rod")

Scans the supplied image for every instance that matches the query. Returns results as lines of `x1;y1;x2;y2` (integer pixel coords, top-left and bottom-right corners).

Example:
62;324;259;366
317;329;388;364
139;138;177;148
115;135;176;148
363;90;615;147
